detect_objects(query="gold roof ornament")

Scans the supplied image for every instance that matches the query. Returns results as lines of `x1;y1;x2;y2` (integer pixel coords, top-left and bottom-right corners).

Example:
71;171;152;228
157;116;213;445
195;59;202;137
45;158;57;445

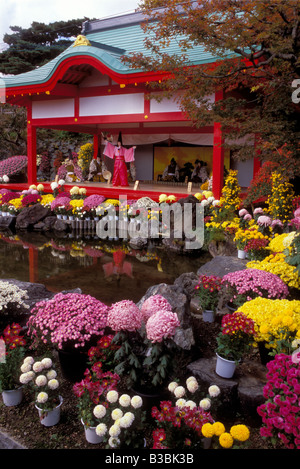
73;35;91;47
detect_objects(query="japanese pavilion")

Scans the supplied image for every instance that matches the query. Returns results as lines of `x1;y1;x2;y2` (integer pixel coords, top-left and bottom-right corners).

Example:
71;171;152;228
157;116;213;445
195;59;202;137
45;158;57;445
0;9;260;200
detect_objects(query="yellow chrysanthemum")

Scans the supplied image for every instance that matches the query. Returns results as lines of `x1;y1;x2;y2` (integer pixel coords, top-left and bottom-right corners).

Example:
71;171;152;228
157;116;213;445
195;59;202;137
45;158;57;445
230;425;250;442
212;422;225;436
201;423;214;438
247;253;300;289
237;297;300;346
219;432;234;449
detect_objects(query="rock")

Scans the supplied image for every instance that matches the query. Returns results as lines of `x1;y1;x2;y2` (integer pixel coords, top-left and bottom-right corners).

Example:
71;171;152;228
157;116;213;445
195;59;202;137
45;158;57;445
173;272;198;300
197;255;247;278
187;357;267;422
43;216;58;230
16;205;51;230
208;239;237;257
237;361;267;425
33;221;46;231
53;219;69;232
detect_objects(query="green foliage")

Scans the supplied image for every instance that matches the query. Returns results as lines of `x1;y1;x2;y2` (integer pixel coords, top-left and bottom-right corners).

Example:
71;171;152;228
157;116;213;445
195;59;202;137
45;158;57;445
0;18;92;75
128;1;300;172
0;346;25;391
284;233;300;276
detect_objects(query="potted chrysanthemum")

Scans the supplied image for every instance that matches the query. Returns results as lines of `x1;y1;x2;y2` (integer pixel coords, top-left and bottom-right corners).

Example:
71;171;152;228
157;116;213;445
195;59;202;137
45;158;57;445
215;312;256;378
73;361;120;444
221;268;289;310
151;377;221;449
0;323;27;406
107;297;181;396
19;355;63;426
26;292;109;382
90;390;147;448
194;274;222;322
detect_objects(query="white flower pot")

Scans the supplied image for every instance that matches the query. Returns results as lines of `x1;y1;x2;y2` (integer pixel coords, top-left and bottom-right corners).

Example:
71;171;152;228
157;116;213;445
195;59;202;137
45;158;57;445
237;249;246;259
202;309;215;323
62;215;68;220
81;419;103;444
35;396;63;426
2;387;23;407
215;353;237;379
56;214;62;219
68;215;74;221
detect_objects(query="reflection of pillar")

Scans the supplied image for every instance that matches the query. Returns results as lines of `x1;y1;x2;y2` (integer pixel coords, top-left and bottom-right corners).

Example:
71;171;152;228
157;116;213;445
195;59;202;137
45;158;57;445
29;248;38;283
212;90;225;200
253;134;262;178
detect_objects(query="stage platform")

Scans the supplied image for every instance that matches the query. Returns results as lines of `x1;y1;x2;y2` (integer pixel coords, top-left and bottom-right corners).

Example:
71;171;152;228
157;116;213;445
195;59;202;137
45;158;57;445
0;180;204;202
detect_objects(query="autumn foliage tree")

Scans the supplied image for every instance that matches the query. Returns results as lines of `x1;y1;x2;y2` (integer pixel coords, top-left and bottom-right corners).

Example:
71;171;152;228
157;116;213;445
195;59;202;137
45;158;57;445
126;0;300;174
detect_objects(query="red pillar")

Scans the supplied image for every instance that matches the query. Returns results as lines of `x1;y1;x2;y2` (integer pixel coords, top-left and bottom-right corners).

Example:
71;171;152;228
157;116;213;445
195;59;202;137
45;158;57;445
27;109;37;184
93;134;100;159
212;90;225;199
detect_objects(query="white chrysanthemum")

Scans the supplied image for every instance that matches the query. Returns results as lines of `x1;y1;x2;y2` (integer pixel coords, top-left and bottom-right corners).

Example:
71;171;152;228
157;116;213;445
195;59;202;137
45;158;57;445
199;398;211;410
21;362;32;373
174;386;185;398
175;398;186;409
19;372;34;384
35;375;47;387
93;405;106;419
108;436;120;448
24;356;34;365
36;392;48;404
41;358;53;369
111;408;123;421
186;376;196;383
109;424;121;437
95;423;107;437
48;379;59;390
131;395;143;409
208;385;221;398
33;361;44;373
106;390;118;403
186;379;199;393
119;394;131;407
168;381;179;393
46;370;57;380
119;412;135;428
185;400;197;409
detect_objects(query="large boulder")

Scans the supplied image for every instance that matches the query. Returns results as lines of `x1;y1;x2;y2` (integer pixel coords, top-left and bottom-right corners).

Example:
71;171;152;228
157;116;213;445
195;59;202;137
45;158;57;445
16;204;51;230
197;255;247;278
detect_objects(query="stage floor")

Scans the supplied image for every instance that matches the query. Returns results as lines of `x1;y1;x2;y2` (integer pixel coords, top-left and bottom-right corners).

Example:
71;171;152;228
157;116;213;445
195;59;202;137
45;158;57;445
0;180;204;202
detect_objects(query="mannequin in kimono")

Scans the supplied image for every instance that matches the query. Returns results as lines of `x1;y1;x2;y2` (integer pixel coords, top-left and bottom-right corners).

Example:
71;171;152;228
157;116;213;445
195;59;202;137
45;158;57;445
103;132;136;187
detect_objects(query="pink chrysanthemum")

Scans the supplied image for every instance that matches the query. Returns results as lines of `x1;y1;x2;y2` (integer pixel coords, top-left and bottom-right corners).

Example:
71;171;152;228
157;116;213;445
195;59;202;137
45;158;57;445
107;300;142;332
140;295;172;322
27;293;108;349
146;310;180;343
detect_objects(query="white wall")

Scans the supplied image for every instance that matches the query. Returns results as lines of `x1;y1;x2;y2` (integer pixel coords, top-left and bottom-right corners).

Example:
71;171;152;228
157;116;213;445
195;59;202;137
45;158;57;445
79;93;145;116
32;99;75;118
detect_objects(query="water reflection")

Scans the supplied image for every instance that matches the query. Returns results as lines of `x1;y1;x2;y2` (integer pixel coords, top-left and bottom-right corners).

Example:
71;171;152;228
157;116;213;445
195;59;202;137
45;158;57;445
0;232;210;305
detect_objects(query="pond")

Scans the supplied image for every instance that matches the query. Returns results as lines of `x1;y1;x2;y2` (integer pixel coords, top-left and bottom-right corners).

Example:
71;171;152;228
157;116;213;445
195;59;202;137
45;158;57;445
0;231;211;305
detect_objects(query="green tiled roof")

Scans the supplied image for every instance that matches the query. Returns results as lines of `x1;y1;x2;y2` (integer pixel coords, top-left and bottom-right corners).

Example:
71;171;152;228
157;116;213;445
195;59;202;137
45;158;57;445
3;11;233;89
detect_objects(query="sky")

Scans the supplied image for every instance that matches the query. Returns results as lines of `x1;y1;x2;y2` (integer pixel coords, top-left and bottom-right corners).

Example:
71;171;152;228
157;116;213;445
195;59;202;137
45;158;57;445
0;0;141;49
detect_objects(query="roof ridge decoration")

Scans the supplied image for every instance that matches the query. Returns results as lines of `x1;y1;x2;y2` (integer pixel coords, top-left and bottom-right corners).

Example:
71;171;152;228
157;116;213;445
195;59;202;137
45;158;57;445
73;35;91;47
